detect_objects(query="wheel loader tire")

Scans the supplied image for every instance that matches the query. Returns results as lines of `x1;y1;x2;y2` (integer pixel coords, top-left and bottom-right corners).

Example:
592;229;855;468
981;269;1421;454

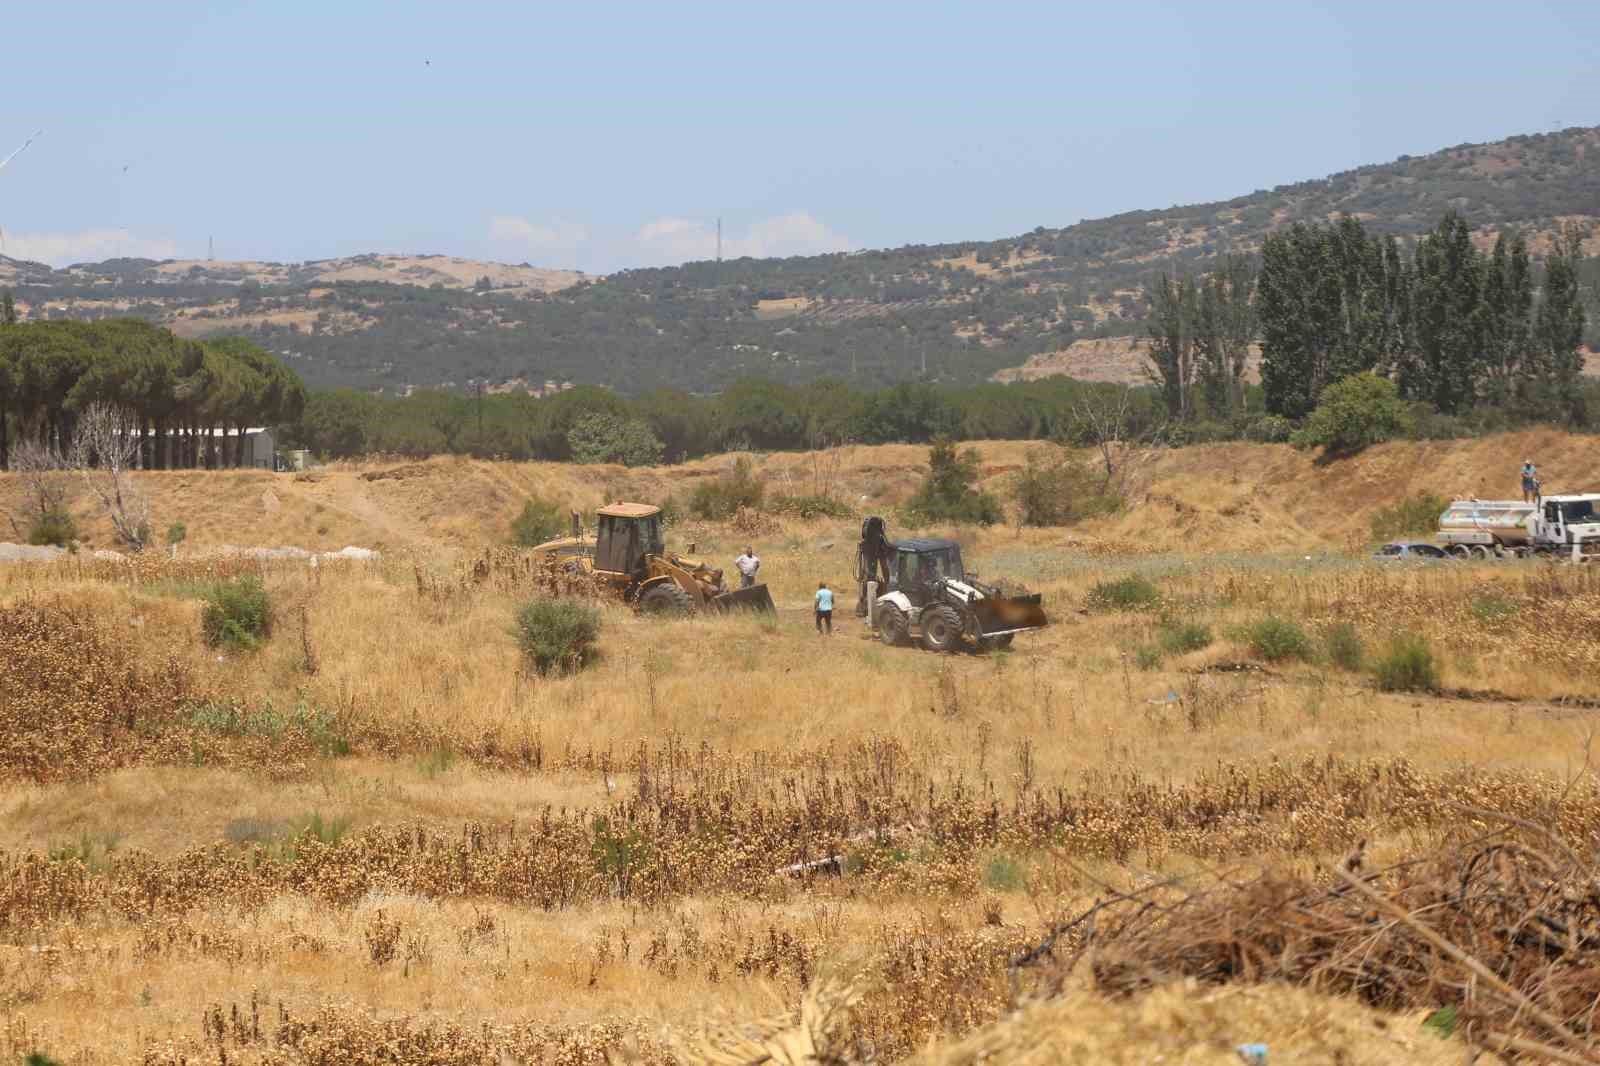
980;632;1015;652
920;604;962;652
878;604;908;646
638;582;693;616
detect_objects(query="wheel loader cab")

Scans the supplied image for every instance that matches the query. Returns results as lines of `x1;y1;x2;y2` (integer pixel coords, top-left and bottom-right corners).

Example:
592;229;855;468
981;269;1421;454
891;540;964;606
593;503;665;577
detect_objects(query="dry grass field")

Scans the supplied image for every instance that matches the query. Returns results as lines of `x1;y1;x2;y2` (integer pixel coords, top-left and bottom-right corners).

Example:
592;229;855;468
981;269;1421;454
3;433;1600;1064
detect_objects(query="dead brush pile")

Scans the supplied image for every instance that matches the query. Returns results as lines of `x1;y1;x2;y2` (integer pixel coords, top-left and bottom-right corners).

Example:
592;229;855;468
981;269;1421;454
1016;834;1600;1063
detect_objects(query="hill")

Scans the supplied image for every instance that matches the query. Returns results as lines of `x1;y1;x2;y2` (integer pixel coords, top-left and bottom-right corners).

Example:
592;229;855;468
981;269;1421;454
5;126;1599;394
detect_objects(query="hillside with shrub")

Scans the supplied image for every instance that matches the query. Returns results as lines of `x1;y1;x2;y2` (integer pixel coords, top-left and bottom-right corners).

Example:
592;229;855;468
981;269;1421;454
3;126;1598;394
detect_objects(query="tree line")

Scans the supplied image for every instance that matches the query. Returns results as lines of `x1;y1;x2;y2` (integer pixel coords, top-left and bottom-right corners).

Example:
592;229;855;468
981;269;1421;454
0;311;306;471
1144;210;1592;435
286;376;1166;464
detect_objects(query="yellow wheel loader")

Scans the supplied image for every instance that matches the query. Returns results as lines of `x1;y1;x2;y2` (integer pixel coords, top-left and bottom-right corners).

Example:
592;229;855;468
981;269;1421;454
529;503;775;615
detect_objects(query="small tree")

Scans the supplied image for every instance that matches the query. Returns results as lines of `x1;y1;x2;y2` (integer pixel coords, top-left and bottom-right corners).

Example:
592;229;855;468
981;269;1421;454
71;402;152;551
906;439;1003;526
1291;373;1413;454
689;457;765;519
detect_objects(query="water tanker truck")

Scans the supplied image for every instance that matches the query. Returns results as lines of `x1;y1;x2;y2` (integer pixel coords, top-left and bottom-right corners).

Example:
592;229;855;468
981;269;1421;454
1436;493;1600;561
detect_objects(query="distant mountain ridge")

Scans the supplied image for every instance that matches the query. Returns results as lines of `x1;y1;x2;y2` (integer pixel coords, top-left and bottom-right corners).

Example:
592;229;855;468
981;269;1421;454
5;125;1598;393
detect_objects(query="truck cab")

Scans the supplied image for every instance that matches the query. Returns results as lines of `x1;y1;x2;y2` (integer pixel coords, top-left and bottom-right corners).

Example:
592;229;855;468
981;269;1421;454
1541;495;1600;556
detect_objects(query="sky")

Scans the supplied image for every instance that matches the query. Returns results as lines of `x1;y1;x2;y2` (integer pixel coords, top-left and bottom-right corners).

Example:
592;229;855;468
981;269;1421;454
2;0;1596;272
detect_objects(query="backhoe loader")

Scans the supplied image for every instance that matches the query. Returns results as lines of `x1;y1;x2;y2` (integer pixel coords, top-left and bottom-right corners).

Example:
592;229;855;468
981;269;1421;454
529;503;775;615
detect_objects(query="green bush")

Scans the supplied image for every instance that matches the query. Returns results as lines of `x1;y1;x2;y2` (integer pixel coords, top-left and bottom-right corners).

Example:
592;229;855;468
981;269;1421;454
165;521;188;547
1369;492;1448;539
1012;448;1121;526
1158;619;1213;654
1087;575;1160;611
1468;591;1518;624
201;577;273;650
27;508;78;547
906;439;1004;526
1245;414;1294;443
982;853;1026;891
511;496;567;547
515;598;602;676
1373;632;1440;692
1322;622;1365;671
689;457;765;520
1133;644;1164;671
1247;616;1312;662
1291;373;1414;454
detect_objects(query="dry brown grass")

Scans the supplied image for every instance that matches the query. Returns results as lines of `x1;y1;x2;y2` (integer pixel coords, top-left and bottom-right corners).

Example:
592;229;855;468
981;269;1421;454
4;442;1600;1062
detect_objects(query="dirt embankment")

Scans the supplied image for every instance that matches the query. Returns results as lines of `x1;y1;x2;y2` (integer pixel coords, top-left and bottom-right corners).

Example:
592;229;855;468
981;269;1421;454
1;430;1594;554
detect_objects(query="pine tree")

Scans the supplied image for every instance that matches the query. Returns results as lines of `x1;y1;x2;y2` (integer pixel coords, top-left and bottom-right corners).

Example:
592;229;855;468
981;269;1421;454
1;291;16;326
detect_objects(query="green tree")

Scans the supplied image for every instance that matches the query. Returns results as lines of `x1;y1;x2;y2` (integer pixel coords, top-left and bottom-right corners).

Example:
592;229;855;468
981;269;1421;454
1291;372;1413;454
906;438;1004;525
566;412;664;466
1193;255;1256;416
1404;211;1483;413
1;291;16;326
1144;272;1199;420
1532;227;1588;424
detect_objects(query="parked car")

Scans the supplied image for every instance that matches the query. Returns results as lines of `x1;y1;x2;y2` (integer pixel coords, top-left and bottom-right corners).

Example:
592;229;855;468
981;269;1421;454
1372;540;1453;562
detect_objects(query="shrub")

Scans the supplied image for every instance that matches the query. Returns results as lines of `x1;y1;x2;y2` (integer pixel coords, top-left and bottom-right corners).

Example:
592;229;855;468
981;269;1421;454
165;521;188;547
26;507;77;547
1291;373;1413;454
982;853;1026;891
768;493;854;519
1322;621;1365;671
1158;618;1213;655
906;439;1004;526
515;598;601;676
1246;414;1294;443
1373;632;1440;692
511;496;566;546
1012;448;1121;526
201;577;273;650
1087;575;1160;611
1247;616;1312;662
1369;492;1447;539
1469;591;1518;624
1133;644;1164;671
689;457;765;520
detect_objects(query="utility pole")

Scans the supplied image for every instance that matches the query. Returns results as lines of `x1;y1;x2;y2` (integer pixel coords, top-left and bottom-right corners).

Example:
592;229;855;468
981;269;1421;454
716;217;722;262
208;236;214;261
475;380;484;442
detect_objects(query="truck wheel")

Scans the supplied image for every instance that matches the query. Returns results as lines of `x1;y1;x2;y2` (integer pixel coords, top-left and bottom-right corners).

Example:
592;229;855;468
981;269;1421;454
920;604;962;652
1449;545;1472;560
878;604;908;646
1471;545;1492;560
639;582;693;616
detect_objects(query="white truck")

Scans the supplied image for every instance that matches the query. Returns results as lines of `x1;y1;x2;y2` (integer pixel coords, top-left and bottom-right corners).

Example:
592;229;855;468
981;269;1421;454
1436;494;1600;561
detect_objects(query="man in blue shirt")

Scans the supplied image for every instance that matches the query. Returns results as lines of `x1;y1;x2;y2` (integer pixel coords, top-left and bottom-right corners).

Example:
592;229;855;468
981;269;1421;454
814;581;834;635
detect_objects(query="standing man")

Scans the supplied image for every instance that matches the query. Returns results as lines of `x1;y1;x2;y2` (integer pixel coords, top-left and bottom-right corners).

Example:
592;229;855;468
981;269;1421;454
1521;460;1540;504
814;581;834;635
734;546;760;589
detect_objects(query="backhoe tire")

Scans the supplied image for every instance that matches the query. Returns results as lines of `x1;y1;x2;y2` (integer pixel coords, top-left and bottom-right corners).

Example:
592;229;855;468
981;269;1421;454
878;604;909;646
638;582;694;616
920;604;962;653
980;633;1015;652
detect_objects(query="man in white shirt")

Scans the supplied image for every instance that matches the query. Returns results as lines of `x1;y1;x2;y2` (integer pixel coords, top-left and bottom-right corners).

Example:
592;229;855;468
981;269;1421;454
734;547;760;589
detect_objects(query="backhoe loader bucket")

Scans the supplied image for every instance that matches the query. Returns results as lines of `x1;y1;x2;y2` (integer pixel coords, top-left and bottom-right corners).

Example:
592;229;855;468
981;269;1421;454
972;592;1048;637
712;583;776;614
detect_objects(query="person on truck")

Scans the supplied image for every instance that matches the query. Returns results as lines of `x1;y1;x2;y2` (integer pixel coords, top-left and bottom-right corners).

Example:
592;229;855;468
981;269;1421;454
734;547;760;589
1521;461;1540;504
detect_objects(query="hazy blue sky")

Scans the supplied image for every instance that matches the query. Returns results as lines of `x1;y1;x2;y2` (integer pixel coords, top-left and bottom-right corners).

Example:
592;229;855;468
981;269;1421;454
3;1;1596;271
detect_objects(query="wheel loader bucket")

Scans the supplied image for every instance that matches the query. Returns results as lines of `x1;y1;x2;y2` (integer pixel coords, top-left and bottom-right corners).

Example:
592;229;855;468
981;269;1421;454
972;593;1048;637
712;583;776;614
